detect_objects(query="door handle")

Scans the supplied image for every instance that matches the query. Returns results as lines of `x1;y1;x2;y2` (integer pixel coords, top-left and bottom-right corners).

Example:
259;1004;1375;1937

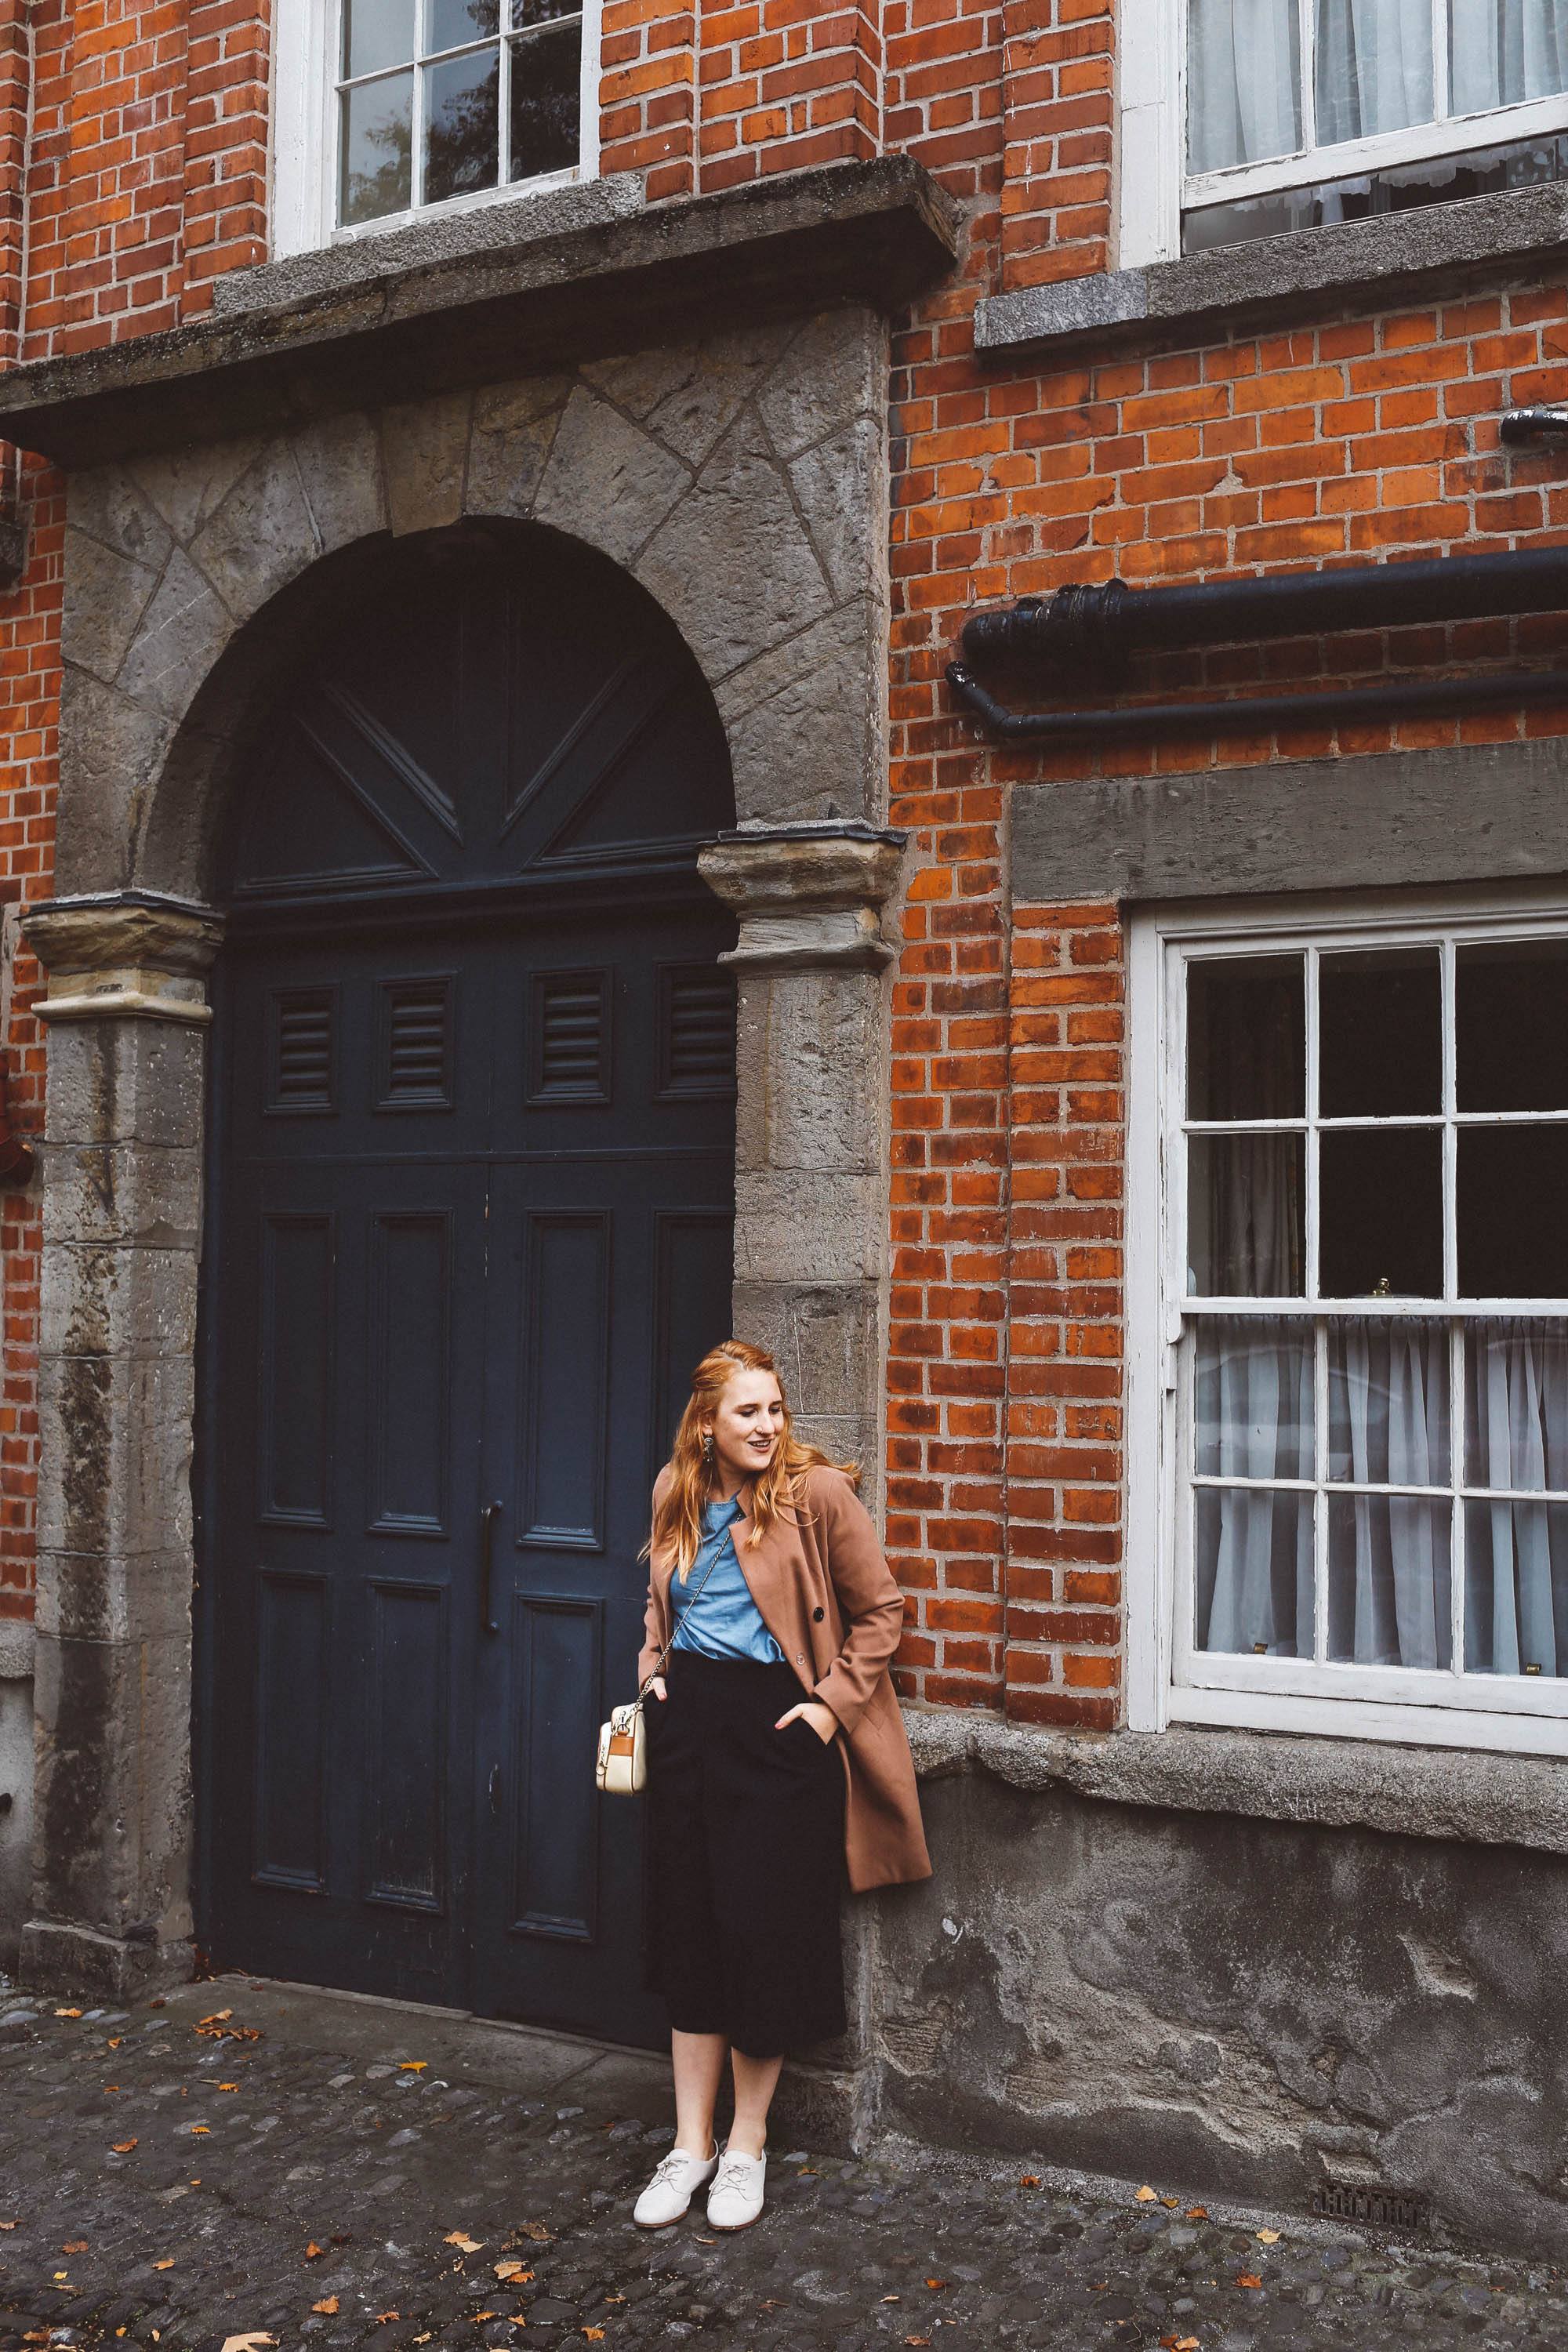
480;1500;503;1635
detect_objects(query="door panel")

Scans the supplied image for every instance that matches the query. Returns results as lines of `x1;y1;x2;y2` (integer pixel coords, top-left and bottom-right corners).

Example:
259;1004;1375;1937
202;535;736;2039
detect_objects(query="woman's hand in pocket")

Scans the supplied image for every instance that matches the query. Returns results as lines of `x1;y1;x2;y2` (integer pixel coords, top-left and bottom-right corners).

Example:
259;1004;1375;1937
775;1699;838;1744
646;1675;667;1702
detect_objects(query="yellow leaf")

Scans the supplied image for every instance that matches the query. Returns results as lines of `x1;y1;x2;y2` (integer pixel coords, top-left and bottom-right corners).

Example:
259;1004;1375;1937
304;2243;324;2259
1236;2274;1263;2289
1185;2206;1208;2219
1018;2174;1040;2187
220;2336;275;2352
468;2315;498;2325
373;2313;401;2326
494;2261;532;2281
398;2060;427;2073
111;2140;138;2154
191;2126;211;2136
198;2010;234;2026
0;2220;15;2229
584;2332;606;2343
1255;2227;1280;2243
311;2298;339;2316
218;2084;239;2093
1134;2184;1158;2201
53;2272;68;2283
925;2278;948;2290
107;2038;122;2050
54;2009;82;2020
63;2242;88;2255
1161;2196;1179;2209
445;2230;484;2252
153;2259;176;2271
1177;2339;1201;2350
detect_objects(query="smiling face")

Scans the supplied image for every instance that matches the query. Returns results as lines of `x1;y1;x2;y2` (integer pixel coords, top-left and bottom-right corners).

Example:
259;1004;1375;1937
704;1365;786;1490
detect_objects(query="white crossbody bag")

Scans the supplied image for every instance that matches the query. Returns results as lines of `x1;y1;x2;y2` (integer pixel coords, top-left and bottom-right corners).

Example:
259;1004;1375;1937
595;1543;722;1797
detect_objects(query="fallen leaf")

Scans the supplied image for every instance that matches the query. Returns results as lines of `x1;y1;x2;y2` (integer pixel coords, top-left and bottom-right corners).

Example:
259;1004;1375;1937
149;1998;166;2009
399;2060;428;2073
111;2140;138;2154
1134;2184;1158;2202
311;2298;339;2316
0;2220;14;2230
880;2295;902;2304
468;2317;498;2327
218;2084;239;2093
584;2332;605;2343
445;2230;485;2252
219;2336;274;2352
925;2278;949;2291
904;2339;931;2348
1236;2274;1263;2290
190;2125;211;2136
494;2261;532;2281
1255;2227;1280;2243
107;2038;122;2050
198;2010;234;2025
373;2314;401;2326
54;2008;82;2020
304;2242;324;2259
413;2339;434;2347
63;2242;88;2254
1176;2340;1200;2350
154;2259;176;2271
104;2085;119;2094
1185;2207;1208;2219
1018;2174;1040;2187
53;2271;69;2283
512;2222;551;2243
1161;2196;1179;2209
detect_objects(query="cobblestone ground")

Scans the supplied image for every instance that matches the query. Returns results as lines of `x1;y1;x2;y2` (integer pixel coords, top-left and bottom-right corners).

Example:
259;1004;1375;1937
1;1974;1563;2352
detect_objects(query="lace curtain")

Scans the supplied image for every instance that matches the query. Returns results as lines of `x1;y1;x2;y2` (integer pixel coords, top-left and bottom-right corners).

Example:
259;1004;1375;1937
1187;0;1568;176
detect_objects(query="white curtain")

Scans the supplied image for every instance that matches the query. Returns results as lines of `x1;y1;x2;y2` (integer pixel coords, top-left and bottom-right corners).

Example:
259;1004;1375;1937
1188;0;1303;171
1316;0;1434;143
1327;1320;1450;1666
1450;0;1568;112
1465;1319;1568;1675
1196;1320;1314;1655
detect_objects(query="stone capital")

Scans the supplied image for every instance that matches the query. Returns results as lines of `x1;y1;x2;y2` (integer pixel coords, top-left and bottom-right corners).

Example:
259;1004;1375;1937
24;892;224;1026
699;822;908;971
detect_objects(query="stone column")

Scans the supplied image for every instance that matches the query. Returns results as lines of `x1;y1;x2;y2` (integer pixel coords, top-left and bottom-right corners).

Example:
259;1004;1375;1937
18;891;223;1998
699;820;906;1506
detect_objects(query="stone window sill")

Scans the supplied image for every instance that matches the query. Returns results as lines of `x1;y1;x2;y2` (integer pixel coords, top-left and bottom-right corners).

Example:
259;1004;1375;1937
974;181;1568;359
903;1701;1568;1858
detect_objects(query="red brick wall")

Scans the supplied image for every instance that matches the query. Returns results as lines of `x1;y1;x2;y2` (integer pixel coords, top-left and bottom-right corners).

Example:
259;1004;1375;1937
0;0;1566;1711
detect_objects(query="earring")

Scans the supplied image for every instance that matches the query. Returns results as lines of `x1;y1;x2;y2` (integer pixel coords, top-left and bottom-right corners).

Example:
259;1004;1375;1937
702;1431;715;1470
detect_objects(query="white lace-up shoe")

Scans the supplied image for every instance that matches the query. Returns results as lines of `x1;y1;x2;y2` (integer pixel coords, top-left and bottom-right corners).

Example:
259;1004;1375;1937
633;2141;720;2229
706;2143;767;2231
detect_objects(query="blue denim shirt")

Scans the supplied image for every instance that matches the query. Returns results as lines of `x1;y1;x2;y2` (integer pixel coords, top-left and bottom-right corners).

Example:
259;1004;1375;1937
670;1494;786;1666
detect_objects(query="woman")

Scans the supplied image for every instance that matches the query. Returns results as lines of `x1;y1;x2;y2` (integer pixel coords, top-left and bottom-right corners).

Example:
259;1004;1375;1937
632;1339;931;2235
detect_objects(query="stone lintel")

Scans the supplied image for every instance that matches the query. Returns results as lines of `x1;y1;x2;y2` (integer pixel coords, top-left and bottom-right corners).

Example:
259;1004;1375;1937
904;1706;1568;1861
24;893;224;1028
701;822;909;971
0;158;959;469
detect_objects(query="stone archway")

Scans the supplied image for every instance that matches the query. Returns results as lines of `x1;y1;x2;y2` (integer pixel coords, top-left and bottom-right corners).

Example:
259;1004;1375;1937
17;308;907;2016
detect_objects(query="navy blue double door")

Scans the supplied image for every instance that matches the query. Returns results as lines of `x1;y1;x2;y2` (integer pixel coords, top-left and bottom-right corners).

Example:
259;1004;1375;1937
204;889;735;2040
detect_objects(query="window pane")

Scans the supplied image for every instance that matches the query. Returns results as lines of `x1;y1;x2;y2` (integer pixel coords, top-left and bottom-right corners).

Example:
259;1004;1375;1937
1327;1495;1451;1667
1457;1127;1568;1298
343;0;415;78
1328;1318;1449;1484
1186;0;1301;171
1465;1319;1568;1490
423;45;499;204
1450;0;1568;112
1465;1498;1568;1675
429;0;499;47
512;0;578;26
1195;1486;1312;1656
341;74;413;223
1195;1318;1312;1479
1189;1134;1305;1296
1457;938;1568;1112
1319;1129;1443;1298
1319;947;1440;1117
508;22;581;180
1187;955;1305;1120
1316;0;1434;143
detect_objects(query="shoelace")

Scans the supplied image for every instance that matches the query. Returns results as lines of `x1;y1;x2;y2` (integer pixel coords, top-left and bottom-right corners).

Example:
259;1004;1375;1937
648;2149;697;2190
710;2152;757;2199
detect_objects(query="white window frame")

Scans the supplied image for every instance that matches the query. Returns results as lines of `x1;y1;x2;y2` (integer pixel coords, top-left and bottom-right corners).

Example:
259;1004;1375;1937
1117;0;1568;265
270;0;601;259
1127;883;1568;1760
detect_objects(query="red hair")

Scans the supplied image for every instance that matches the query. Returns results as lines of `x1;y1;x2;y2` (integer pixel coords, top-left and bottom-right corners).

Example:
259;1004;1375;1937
649;1339;859;1577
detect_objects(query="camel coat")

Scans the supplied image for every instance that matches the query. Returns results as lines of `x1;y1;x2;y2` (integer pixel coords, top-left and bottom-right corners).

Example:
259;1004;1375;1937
639;1465;931;1893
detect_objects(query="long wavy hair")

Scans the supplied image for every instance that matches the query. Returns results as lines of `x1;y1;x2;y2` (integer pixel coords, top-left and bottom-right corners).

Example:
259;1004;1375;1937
649;1339;859;1577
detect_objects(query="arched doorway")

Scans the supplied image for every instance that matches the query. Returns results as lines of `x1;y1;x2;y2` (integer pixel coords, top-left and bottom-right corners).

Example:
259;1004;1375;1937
197;527;736;2043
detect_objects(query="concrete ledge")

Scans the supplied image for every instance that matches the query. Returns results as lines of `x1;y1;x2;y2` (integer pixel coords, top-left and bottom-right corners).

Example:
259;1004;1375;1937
0;158;960;469
904;1705;1568;1858
0;1621;32;1679
975;181;1568;358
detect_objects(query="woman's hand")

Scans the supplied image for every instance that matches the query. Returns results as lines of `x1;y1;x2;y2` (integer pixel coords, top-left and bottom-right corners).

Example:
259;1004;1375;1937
646;1675;667;1702
775;1699;838;1744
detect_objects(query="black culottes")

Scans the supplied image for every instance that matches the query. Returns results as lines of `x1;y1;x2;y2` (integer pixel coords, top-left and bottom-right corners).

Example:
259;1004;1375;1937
643;1651;847;2059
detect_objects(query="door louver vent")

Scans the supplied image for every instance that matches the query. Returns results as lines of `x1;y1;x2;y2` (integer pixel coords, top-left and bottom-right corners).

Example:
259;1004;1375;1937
660;970;735;1098
379;978;453;1109
532;971;608;1102
270;989;335;1112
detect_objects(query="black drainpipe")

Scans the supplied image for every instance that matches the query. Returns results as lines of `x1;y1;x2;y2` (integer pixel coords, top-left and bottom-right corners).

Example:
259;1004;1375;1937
948;546;1568;740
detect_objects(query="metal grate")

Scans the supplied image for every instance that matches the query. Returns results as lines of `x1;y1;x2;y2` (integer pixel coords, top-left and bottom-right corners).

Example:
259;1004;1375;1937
270;989;334;1112
533;971;607;1101
382;978;452;1107
660;970;735;1097
1311;2183;1431;2234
